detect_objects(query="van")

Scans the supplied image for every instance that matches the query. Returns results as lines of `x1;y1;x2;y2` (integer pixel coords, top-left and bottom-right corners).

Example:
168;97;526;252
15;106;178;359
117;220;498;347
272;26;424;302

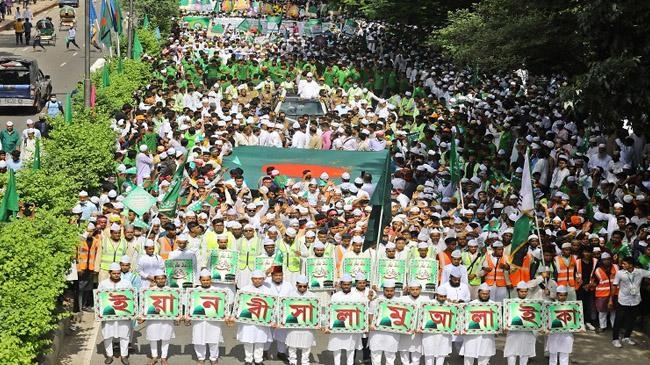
0;57;52;113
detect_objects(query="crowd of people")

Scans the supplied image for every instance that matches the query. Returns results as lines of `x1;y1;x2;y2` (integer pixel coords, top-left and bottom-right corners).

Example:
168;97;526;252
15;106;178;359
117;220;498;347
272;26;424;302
11;4;645;365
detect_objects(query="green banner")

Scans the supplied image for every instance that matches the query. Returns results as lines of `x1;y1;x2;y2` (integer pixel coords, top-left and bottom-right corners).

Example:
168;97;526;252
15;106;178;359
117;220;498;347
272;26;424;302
376;258;406;290
279;297;321;329
121;186;157;217
418;302;460;334
545;301;584;333
305;257;334;291
503;299;544;331
329;302;367;333
254;256;275;272
139;288;183;320
186;288;230;321
209;250;239;283
374;300;417;334
183;16;211;30
342;257;372;280
94;289;137;321
233;292;277;326
460;302;502;334
408;258;439;292
165;259;195;288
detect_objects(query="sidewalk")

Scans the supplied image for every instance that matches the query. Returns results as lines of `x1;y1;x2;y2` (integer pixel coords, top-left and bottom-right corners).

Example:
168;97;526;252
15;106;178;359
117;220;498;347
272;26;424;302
0;0;58;32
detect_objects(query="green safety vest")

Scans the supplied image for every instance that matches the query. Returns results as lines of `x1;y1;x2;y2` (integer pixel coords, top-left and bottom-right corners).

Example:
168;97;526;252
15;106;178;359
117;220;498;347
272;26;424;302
100;238;127;271
238;236;261;270
462;251;485;286
276;238;301;272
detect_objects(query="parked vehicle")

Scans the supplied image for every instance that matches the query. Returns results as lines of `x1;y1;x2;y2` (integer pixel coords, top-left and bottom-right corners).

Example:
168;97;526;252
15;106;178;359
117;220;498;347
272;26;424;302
0;57;52;113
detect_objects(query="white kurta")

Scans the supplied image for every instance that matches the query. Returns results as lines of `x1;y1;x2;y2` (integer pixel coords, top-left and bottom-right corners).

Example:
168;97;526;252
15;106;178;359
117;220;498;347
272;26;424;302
327;290;365;351
368;296;400;353
547;332;573;353
285;290;317;349
397;295;427;352
266;279;296;346
236;284;274;344
98;278;133;339
503;331;537;357
459;300;496;358
146;320;176;341
192;320;224;345
137;254;164;289
421;300;453;357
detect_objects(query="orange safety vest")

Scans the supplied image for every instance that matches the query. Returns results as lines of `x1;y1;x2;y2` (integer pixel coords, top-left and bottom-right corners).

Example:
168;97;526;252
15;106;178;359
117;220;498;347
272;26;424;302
77;236;99;271
158;237;175;260
594;265;619;298
334;245;346;277
438;251;453;282
484;254;509;287
509;254;531;286
556;255;581;288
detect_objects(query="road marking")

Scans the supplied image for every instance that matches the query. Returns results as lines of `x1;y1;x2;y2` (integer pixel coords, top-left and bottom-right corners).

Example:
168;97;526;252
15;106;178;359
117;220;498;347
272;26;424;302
60;62;66;67
23;47;29;52
73;52;78;56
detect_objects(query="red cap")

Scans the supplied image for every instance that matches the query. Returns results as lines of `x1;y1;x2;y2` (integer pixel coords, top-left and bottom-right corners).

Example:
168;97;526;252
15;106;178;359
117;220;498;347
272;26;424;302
271;265;283;274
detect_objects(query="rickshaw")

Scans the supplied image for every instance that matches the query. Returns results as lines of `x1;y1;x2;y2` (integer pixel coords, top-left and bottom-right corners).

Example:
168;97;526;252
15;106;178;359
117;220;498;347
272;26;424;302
59;5;76;30
36;18;56;45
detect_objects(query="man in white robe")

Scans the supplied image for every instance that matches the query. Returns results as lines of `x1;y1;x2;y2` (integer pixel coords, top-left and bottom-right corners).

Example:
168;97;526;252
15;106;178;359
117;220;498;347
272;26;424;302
265;265;295;360
459;283;496;365
503;281;537;365
547;286;576;365
326;274;366;365
99;262;133;365
284;275;318;365
368;279;400;365
141;270;177;365
398;281;427;365
422;286;453;365
136;239;164;289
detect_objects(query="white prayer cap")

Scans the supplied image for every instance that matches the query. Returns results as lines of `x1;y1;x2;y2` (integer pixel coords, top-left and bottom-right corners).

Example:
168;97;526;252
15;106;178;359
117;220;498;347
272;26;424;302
108;189;118;198
340;274;353;283
199;268;211;278
151;217;161;225
385;242;396;250
144;239;155;247
492;241;503;248
417;241;428;249
263;238;275;246
383;279;396;288
352;236;364;244
110;223;121;232
177;233;189;241
119;255;130;264
320;172;329;180
556;285;568;293
341;172;351;179
139;144;148;152
79;190;89;197
251;270;266;278
285;227;297;237
561;242;571;249
306;72;313;77
600;252;612;259
516;281;528;290
296;275;309;285
467;239;478;247
449;266;462;278
478;283;491;292
87;223;95;230
305;230;316;238
109;262;121;272
408;280;422;288
451;250;462;258
355;272;367;281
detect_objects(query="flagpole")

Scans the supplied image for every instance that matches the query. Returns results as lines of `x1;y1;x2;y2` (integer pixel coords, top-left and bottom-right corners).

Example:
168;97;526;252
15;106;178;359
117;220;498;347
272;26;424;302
84;0;91;107
458;181;465;210
127;0;134;58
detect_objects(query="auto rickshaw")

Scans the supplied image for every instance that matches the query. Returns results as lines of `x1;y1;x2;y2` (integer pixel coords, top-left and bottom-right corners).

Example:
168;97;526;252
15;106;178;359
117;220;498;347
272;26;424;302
36;18;56;45
59;5;76;30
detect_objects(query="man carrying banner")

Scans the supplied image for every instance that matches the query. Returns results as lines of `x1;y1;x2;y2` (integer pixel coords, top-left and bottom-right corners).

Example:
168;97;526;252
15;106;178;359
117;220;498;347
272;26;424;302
547;286;574;365
168;233;199;285
325;273;365;365
368;278;400;365
266;265;294;361
398;281;427;365
141;270;177;365
137;239;165;289
503;282;537;365
99;262;133;365
284;274;318;365
459;283;496;365
235;270;275;365
421;286;453;365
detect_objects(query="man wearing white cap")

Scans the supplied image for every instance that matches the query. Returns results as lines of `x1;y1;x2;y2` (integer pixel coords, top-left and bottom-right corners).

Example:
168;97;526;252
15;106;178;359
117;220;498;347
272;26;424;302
372;242;405;292
234;270;274;365
438;266;471;303
547;286;575;365
189;269;233;365
119;255;141;289
275;227;303;284
235;223;262;289
462;239;484;300
397;281;426;365
368;278;400;365
554;242;581;301
168;233;199;286
136;144;153;186
99;223;128;282
297;72;321;99
265;265;294;360
283;274;317;365
326;273;366;365
98;262;133;365
137;240;165;289
422;286;453;365
479;241;511;302
441;249;469;285
0;121;20;153
459;283;496;365
503;281;536;365
141;270;176;365
589;252;617;333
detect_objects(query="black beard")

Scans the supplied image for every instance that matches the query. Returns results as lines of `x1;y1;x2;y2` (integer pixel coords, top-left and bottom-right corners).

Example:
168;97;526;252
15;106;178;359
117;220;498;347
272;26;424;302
450;281;460;287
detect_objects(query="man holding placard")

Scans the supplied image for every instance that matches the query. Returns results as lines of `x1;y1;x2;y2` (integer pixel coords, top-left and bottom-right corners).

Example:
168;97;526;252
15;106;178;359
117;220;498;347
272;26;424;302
503;282;537;365
265;265;295;361
547;285;575;365
137;240;165;289
459;283;497;365
326;273;366;365
368;279;400;365
421;285;454;365
141;270;178;365
284;275;319;365
397;281;427;365
98;262;134;365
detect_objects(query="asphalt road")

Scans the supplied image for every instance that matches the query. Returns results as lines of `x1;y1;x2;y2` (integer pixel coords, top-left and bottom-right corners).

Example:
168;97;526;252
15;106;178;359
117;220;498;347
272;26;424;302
0;0;102;132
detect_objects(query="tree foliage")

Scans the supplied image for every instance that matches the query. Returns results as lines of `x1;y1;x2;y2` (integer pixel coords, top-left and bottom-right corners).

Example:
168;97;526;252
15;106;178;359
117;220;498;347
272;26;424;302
135;0;179;34
92;58;153;115
336;0;472;26
120;27;163;59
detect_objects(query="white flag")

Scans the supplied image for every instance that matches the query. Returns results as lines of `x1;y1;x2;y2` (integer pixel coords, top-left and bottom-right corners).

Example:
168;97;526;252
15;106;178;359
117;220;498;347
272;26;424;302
520;150;534;212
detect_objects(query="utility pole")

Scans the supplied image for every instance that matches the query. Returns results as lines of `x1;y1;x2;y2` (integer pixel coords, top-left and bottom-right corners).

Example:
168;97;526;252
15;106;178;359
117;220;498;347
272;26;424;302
84;0;91;107
127;0;134;58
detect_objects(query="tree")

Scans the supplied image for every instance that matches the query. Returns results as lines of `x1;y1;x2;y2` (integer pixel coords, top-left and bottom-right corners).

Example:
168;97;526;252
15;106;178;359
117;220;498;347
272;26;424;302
336;0;473;26
135;0;179;35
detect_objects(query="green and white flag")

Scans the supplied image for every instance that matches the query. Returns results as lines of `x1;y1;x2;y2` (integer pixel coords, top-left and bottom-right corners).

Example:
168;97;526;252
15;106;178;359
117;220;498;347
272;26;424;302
159;152;189;217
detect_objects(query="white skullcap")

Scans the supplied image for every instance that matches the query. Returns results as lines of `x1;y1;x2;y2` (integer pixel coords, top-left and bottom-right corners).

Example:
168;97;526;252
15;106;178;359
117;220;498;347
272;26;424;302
408;280;422;288
199;268;211;278
436;286;448;295
355;272;367;281
352;236;364;244
79;190;89;197
110;223;121;232
516;281;528;290
340;274;353;282
251;270;266;278
177;233;189;241
556;285;568;293
285;227;297;237
451;250;462;258
478;283;491;292
600;252;612;259
296;275;309;285
119;255;130;264
139;145;148;152
109;262;121;271
383;279;396;288
144;239;155;247
417;241;428;249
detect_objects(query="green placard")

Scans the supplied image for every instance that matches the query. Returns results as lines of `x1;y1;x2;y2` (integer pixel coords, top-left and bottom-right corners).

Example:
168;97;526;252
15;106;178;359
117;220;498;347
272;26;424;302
418;302;460;334
376;258;406;290
408;258;438;292
305;257;334;291
342;257;371;280
139;287;183;320
121;186;157;217
503;299;544;331
545;301;584;333
233;292;277;326
460;302;502;334
94;288;137;321
186;288;230;321
165;259;195;288
374;299;417;334
254;256;275;272
209;249;239;283
279;297;321;329
328;301;368;333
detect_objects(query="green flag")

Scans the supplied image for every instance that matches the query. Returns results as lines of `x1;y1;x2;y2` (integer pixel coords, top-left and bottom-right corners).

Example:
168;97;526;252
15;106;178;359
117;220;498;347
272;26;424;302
32;138;41;170
110;0;124;35
142;14;150;29
237;19;251;32
266;15;282;30
449;134;461;184
211;23;225;34
204;195;219;207
64;93;73;124
159;152;189;217
102;64;111;87
511;215;533;266
99;0;113;47
0;168;19;222
132;30;143;59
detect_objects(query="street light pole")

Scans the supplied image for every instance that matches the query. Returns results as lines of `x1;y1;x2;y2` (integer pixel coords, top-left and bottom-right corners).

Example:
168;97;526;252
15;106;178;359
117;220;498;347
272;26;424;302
127;0;134;58
84;0;91;107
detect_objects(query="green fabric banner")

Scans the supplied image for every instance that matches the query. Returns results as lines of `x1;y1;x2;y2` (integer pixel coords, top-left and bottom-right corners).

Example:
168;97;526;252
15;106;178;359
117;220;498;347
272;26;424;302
183;16;211;30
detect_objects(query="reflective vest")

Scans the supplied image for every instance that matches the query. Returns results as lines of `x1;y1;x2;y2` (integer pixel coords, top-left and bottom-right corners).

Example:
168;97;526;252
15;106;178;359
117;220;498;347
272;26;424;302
238;236;261;270
334;245;347;277
509;254;532;286
100;238;127;271
556;255;581;288
77;236;99;271
158;237;175;260
594;265;619;298
484;254;509;287
438;251;452;283
462;251;484;286
276;238;301;272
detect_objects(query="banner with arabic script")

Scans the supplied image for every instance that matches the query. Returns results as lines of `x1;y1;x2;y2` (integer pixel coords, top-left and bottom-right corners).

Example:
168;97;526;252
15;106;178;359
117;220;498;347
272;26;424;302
186;288;231;321
460;302;502;334
254;256;275;272
545;301;584;333
139;288;183;320
279;297;321;329
418;302;460;334
374;300;417;334
328;302;368;333
165;259;195;288
94;289;137;321
233;292;277;326
342;257;372;280
407;258;438;292
305;257;334;291
503;299;544;331
375;259;406;290
209;250;239;283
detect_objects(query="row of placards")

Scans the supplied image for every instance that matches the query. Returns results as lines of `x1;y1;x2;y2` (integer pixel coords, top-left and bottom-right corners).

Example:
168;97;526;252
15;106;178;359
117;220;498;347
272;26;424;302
173;252;439;291
95;288;583;334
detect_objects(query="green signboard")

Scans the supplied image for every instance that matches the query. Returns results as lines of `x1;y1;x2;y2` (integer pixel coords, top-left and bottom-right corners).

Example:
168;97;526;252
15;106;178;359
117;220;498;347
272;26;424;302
94;288;137;321
408;258;438;292
305;257;334;291
139;287;183;320
418;302;460;334
460;302;502;335
342;257;372;280
209;249;239;283
278;297;321;329
186;288;231;321
328;302;368;333
165;259;195;288
545;301;584;333
254;256;275;272
121;186;157;217
374;300;417;334
503;299;544;331
376;258;406;290
233;292;277;326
